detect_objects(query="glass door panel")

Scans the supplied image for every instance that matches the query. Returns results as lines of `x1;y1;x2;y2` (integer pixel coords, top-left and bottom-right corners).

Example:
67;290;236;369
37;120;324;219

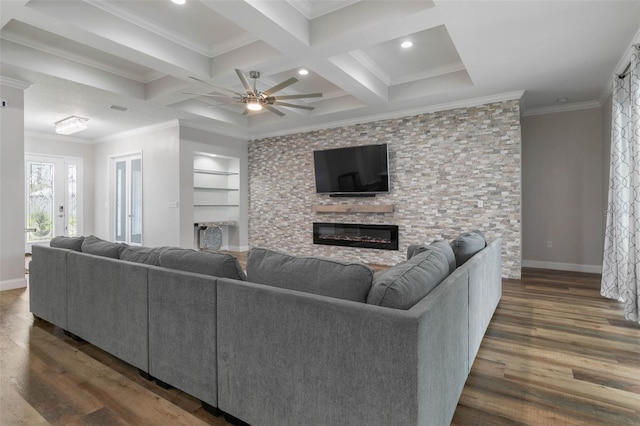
131;158;142;244
26;161;56;243
113;154;142;245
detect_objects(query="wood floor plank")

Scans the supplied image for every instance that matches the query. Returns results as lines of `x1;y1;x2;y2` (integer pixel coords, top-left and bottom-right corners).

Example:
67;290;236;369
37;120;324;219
2;264;640;425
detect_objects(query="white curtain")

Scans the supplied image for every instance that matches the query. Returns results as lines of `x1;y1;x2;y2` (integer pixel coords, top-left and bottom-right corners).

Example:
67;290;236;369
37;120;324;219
601;45;640;323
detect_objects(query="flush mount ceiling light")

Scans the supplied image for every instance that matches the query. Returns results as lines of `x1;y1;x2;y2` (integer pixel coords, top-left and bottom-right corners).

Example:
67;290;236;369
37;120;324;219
401;40;413;49
298;68;309;76
54;116;88;135
171;0;186;4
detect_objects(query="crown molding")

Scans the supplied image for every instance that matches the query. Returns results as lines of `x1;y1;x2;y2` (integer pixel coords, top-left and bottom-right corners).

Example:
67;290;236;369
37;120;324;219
25;130;94;144
179;120;249;141
250;90;525;140
522;100;602;117
392;62;467;85
94;119;180;143
350;50;391;85
0;75;32;90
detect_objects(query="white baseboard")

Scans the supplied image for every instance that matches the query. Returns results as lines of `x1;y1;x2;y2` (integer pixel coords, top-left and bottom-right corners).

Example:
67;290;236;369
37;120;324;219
522;260;602;274
226;245;249;252
0;277;27;291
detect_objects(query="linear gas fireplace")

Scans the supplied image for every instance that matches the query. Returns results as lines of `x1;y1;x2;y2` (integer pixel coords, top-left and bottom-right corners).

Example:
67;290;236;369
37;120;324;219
313;222;399;251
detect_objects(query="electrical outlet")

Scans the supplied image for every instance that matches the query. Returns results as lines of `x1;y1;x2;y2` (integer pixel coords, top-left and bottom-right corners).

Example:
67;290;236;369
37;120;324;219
547;240;553;248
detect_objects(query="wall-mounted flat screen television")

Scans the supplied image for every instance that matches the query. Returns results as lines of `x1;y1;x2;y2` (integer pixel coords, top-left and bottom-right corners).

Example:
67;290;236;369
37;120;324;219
313;144;389;195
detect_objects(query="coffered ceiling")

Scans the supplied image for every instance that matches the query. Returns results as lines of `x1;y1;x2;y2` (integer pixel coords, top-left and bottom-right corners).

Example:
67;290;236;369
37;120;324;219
1;0;639;141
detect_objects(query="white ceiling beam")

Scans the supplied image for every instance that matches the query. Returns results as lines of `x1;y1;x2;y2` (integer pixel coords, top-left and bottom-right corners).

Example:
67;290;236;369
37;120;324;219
0;39;145;98
11;1;210;79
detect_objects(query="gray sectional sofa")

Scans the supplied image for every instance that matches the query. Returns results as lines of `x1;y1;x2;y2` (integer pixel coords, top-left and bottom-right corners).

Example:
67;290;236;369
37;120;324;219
29;233;502;426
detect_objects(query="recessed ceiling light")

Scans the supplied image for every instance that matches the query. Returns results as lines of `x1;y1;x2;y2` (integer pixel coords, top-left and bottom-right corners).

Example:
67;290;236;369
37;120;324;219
109;105;129;112
401;41;413;49
556;98;569;103
171;0;186;5
298;68;309;76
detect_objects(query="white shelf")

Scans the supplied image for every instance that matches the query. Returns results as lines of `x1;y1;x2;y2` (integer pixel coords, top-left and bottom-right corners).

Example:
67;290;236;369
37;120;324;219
194;169;239;176
194;187;239;191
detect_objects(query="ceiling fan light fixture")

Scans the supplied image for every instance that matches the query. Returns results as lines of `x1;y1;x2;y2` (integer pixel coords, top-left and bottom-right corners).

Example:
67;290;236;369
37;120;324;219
247;99;262;111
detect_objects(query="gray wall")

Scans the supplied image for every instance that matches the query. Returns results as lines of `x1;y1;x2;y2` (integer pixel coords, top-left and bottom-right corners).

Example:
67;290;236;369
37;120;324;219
521;107;604;272
249;100;522;279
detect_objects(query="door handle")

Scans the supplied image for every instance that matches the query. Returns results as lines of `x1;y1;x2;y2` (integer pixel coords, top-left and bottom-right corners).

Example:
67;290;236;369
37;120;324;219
25;228;36;233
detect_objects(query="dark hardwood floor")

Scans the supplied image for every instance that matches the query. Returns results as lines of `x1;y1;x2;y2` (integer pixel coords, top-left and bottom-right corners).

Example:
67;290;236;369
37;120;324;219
2;263;639;425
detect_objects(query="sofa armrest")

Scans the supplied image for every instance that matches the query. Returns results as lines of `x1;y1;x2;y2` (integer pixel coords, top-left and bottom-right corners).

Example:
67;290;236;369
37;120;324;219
216;267;469;426
466;238;502;368
29;245;69;329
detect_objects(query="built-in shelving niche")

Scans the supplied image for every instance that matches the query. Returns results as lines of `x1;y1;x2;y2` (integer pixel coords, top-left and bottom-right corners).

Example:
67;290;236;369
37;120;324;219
193;153;240;224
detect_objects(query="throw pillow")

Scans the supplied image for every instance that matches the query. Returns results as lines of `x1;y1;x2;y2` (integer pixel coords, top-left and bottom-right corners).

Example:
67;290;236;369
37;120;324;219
451;230;486;267
50;236;84;251
246;247;374;303
159;249;246;281
81;235;123;258
406;241;456;274
119;245;172;266
366;247;449;310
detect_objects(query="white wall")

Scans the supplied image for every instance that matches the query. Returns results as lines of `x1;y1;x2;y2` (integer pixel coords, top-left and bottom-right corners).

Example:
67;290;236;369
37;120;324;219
0;79;28;290
521;107;604;272
24;132;95;236
93;121;182;247
179;125;249;250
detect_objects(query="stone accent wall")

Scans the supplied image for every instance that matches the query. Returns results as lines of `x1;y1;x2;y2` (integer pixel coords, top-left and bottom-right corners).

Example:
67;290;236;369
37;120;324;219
249;100;522;278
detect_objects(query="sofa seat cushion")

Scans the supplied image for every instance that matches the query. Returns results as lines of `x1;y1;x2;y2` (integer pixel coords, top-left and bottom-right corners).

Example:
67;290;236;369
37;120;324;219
452;230;486;267
50;236;84;251
81;235;123;258
159;249;246;281
246;248;374;302
406;240;456;274
119;245;172;266
367;247;449;309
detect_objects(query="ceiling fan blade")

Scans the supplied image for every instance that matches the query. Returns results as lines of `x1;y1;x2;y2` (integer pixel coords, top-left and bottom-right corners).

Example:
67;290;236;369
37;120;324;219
182;92;232;99
235;69;255;95
263;77;298;96
273;93;323;100
188;76;241;96
272;101;314;110
264;105;285;116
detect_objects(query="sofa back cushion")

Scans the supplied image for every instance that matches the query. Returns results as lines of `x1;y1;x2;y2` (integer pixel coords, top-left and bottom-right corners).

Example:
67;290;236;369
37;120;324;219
367;247;449;309
81;235;123;258
452;230;486;267
119;245;172;266
159;249;246;281
406;240;456;274
246;248;374;302
50;236;84;251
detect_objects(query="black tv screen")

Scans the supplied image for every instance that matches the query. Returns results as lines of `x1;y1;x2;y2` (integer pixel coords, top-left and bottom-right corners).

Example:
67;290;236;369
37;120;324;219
313;144;389;194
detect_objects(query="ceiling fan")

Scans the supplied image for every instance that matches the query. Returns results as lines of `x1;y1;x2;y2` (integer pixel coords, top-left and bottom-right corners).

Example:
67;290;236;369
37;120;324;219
185;69;323;116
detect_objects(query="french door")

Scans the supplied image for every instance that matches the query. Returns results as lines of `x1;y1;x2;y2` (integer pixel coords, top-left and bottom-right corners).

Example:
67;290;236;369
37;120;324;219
113;154;142;245
25;155;82;252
